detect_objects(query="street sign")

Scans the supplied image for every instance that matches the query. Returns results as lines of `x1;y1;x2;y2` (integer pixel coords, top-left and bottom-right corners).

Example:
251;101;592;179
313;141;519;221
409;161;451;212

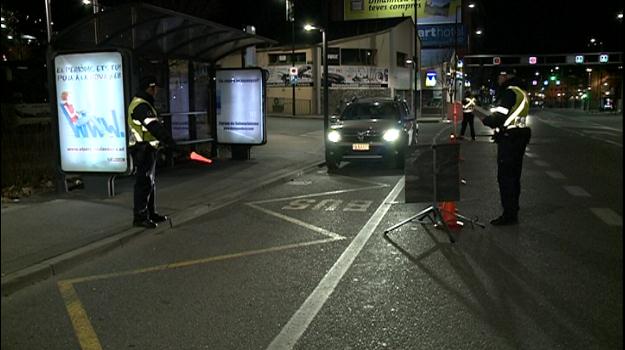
575;55;584;64
493;56;501;65
529;56;537;64
289;67;298;76
599;54;609;63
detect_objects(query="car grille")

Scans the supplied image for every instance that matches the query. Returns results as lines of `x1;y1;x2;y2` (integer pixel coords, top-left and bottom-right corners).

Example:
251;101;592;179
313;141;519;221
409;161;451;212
341;130;383;143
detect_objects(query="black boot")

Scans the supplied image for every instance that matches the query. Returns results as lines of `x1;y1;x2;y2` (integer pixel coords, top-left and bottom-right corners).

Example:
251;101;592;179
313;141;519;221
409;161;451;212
150;213;169;223
133;218;158;229
490;215;518;226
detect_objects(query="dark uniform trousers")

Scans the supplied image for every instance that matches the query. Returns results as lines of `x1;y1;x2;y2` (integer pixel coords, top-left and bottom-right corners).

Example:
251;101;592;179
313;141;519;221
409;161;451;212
460;112;475;139
131;143;158;220
496;127;531;219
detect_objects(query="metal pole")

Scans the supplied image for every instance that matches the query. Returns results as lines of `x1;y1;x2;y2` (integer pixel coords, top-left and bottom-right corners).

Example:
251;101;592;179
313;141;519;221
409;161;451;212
323;29;329;133
44;0;52;43
414;0;421;119
291;1;296;116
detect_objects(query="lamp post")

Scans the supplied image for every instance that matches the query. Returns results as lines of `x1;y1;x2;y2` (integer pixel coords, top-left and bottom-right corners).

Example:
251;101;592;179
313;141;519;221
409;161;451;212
414;0;419;119
304;24;328;134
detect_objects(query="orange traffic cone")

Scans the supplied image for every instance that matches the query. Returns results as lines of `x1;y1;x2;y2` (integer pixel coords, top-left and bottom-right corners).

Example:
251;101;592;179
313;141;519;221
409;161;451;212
438;201;463;231
190;151;212;164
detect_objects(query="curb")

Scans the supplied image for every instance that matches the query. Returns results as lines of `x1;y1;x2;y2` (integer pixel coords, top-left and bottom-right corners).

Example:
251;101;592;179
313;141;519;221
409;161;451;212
1;159;325;297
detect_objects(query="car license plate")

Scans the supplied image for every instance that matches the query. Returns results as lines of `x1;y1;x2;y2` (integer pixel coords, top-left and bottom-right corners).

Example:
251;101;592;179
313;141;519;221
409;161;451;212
352;143;370;151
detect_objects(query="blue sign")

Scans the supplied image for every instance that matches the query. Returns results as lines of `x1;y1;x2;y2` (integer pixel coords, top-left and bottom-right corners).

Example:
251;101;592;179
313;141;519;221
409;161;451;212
418;24;466;48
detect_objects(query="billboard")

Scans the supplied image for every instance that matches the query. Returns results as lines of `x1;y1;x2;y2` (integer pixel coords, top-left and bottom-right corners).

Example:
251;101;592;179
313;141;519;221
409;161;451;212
215;68;266;145
345;0;461;25
54;51;128;173
418;24;466;48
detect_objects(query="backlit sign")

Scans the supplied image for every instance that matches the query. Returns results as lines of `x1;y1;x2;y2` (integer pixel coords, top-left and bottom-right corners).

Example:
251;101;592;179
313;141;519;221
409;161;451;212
599;54;609;63
575;55;584;64
425;71;437;87
493;56;501;65
528;56;537;64
216;68;266;145
54;51;128;173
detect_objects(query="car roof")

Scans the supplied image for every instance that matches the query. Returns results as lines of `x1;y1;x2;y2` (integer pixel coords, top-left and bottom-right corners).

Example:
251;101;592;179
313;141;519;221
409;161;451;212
349;97;403;105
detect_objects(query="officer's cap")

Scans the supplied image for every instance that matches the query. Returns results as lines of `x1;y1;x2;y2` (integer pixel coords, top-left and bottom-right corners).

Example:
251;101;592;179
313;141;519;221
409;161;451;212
139;75;159;90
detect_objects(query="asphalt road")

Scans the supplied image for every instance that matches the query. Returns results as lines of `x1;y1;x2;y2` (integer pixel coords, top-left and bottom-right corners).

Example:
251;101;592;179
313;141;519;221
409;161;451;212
2;110;622;350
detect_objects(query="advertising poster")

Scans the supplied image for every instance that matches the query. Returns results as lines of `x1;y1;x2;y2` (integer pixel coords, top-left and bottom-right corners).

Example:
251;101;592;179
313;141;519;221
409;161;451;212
215;69;266;145
54;51;128;173
327;66;389;89
344;0;461;25
266;65;314;87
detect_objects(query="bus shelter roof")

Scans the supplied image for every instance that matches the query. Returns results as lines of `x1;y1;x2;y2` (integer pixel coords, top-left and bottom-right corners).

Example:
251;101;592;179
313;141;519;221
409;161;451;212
52;2;276;64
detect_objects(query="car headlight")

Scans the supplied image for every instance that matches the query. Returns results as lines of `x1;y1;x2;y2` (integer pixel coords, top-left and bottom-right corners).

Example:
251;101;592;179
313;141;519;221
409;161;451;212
383;129;401;142
327;130;341;143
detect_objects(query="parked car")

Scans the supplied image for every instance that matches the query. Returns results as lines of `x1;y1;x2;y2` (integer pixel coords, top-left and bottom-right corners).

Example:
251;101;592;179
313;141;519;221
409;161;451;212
325;97;418;170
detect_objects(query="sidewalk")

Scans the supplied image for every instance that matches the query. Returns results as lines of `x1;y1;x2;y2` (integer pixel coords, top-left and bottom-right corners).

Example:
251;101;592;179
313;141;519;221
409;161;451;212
1;131;325;296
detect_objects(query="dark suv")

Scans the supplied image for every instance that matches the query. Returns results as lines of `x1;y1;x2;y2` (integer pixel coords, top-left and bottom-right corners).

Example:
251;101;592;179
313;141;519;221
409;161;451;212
325;97;417;170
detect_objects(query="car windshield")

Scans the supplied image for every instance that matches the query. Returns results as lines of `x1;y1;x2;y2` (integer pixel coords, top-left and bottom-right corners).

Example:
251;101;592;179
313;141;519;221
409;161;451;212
341;102;400;120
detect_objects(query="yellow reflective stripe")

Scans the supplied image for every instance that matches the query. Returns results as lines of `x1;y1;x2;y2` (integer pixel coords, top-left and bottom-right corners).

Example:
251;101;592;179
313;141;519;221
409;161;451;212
504;86;529;127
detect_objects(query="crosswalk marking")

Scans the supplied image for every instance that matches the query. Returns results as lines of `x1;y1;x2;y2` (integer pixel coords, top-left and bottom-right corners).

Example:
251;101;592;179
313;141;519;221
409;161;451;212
590;208;622;227
546;171;566;179
563;186;591;197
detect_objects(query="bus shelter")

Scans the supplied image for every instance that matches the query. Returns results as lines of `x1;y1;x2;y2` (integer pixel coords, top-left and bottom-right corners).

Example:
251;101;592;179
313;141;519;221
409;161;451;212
49;3;276;195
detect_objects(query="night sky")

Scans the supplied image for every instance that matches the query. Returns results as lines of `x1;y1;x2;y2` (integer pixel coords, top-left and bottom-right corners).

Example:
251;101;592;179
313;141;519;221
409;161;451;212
2;0;622;54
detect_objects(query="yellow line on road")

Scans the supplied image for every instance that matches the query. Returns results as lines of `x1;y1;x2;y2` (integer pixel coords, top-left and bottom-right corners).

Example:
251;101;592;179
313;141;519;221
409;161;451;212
60;238;342;285
57;281;103;350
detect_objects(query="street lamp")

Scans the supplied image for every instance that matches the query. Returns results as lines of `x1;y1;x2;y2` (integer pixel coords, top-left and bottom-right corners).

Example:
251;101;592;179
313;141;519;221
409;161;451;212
304;24;329;135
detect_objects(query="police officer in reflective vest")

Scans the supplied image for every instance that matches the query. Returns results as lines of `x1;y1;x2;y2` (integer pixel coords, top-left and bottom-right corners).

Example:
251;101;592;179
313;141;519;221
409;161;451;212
479;69;531;225
128;76;175;228
460;91;477;140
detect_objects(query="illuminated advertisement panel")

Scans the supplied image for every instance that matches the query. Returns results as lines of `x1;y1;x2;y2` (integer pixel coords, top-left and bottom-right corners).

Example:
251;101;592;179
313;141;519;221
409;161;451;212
345;0;461;24
215;68;266;145
54;51;128;173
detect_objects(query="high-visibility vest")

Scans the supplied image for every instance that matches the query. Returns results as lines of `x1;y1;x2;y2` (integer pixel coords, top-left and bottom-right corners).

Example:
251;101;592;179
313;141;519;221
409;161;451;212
489;86;529;131
463;97;476;113
127;97;160;147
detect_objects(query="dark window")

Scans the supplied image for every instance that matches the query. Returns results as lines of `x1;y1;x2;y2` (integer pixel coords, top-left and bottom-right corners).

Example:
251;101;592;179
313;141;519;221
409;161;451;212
269;52;306;65
341;49;375;65
396;52;408;67
341;101;400;120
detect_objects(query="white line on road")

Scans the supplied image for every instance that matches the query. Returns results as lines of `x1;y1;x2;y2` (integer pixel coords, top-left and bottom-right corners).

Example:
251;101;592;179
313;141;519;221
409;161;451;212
266;177;405;350
545;171;566;180
247;203;345;240
533;160;550;167
563;186;591;197
590;208;622;227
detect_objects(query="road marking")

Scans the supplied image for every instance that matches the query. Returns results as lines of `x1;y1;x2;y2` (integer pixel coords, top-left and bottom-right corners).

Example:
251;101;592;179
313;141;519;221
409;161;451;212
248;203;345;240
61;239;341;286
58;282;103;350
590;208;622;227
266;177;405;350
249;185;387;205
533;160;550;167
545;171;566;179
563;186;591;197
